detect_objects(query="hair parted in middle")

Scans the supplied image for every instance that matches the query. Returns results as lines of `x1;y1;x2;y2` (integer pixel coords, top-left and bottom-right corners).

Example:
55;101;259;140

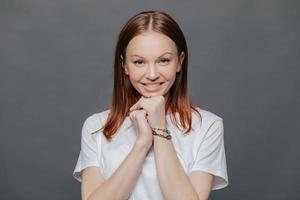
94;10;201;141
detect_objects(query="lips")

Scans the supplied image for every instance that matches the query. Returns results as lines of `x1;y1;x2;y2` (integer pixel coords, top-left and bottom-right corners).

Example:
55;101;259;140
141;82;164;92
141;82;164;86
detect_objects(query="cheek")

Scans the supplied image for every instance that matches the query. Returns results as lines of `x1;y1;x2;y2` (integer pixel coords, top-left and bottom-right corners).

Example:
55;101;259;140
127;67;144;81
161;66;178;80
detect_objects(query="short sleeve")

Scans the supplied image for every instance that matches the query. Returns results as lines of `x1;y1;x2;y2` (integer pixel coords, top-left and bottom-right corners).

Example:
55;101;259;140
190;119;229;190
73;114;101;182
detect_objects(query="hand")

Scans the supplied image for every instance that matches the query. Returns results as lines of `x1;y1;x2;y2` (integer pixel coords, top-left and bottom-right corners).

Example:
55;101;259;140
129;95;167;129
129;108;153;149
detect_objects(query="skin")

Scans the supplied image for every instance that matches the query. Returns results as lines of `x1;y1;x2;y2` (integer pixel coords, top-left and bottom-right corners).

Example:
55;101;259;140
123;30;184;146
125;31;214;199
81;31;214;200
123;31;185;103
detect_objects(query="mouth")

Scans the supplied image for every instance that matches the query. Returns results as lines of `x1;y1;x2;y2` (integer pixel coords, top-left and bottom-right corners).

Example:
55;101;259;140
141;82;164;86
141;82;165;91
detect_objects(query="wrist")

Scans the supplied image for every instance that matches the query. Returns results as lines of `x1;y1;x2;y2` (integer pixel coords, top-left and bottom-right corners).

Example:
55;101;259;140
151;127;172;140
134;139;152;152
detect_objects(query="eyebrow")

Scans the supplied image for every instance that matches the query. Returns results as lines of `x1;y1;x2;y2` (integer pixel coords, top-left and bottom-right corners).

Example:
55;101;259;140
130;52;173;58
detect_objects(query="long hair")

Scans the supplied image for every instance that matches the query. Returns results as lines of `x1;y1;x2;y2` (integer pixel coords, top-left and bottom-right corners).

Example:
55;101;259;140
94;10;201;141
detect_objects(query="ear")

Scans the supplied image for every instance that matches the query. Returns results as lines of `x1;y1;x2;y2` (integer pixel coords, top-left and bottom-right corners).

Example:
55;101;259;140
176;51;185;72
121;55;129;75
124;64;129;75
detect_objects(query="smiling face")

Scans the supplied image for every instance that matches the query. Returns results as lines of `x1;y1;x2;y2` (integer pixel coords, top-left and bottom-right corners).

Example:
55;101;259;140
123;31;185;100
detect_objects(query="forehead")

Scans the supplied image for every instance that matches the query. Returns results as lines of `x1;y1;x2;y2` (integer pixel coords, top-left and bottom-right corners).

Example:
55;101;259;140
126;31;177;57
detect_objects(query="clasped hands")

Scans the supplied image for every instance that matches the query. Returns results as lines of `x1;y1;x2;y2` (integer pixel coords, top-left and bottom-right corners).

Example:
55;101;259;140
128;95;167;146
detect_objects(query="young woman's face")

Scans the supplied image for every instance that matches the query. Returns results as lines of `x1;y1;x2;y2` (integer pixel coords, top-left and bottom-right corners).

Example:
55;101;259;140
123;31;185;99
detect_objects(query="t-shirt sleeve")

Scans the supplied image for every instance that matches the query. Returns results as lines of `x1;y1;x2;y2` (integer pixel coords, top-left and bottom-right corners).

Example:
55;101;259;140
73;114;101;182
190;119;229;190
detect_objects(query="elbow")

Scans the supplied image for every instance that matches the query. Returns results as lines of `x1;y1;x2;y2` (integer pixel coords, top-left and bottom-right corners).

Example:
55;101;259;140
193;195;208;200
186;195;202;200
190;195;201;200
86;193;100;200
168;193;200;200
86;194;93;200
184;191;203;200
192;193;208;200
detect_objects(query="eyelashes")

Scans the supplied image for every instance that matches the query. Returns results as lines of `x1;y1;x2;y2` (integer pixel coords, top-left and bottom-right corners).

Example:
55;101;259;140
133;58;170;65
133;60;143;65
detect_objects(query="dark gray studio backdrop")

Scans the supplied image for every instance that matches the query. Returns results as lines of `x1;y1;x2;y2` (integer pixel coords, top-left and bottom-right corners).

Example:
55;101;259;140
1;0;299;199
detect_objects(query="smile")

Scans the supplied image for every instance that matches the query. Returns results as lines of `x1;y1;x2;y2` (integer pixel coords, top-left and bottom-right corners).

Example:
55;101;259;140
141;82;164;91
142;82;164;86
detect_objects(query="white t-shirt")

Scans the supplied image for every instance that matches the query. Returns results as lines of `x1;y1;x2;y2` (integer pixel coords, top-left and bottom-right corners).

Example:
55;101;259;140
73;108;229;199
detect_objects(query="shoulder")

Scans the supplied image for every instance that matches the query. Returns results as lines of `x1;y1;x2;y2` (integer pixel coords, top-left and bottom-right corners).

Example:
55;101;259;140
193;107;223;122
82;109;110;133
191;107;223;131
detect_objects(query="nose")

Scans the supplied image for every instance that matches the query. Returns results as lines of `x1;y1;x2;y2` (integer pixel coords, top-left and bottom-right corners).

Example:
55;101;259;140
145;63;159;80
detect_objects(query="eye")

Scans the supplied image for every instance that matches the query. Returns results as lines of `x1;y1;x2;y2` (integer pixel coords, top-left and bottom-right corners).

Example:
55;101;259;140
133;60;145;66
159;58;170;65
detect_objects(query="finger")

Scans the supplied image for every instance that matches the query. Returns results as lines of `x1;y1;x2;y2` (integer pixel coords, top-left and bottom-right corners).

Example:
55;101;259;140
137;100;153;115
130;96;155;113
130;101;141;111
136;109;147;118
129;97;141;111
130;96;147;111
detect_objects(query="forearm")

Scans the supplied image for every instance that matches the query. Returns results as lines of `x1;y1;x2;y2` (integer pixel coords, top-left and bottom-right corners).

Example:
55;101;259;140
88;141;150;200
153;136;199;200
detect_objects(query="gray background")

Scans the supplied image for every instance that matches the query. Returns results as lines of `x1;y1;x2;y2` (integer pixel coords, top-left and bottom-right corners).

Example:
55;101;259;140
1;0;299;199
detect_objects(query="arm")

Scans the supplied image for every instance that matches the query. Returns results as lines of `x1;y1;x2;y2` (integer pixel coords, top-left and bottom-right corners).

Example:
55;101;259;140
153;131;201;200
83;141;151;200
188;171;214;200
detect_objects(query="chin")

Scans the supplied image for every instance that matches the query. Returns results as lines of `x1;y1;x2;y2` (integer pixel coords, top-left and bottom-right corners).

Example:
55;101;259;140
141;92;162;97
140;90;168;98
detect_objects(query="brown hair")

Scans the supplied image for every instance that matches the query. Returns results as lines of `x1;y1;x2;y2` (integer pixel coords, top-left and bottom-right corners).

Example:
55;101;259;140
94;10;201;141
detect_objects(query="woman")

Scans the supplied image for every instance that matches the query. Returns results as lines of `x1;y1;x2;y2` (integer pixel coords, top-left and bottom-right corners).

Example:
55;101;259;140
73;10;228;200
